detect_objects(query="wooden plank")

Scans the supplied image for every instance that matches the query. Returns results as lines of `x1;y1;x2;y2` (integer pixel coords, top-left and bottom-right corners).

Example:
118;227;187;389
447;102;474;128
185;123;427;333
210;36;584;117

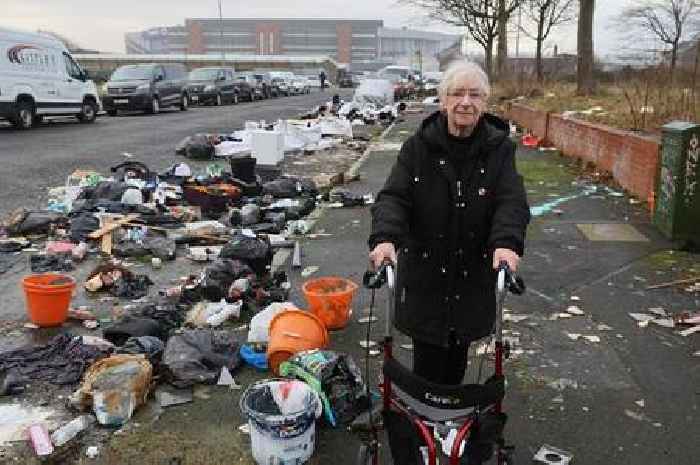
101;218;113;255
88;214;139;239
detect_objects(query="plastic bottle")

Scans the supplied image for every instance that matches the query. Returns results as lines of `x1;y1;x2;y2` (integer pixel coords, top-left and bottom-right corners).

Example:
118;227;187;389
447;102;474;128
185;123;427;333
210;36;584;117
51;415;94;447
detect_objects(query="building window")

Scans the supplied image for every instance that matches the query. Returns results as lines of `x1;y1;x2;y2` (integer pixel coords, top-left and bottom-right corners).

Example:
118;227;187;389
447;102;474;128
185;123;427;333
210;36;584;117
259;32;265;54
269;32;274;54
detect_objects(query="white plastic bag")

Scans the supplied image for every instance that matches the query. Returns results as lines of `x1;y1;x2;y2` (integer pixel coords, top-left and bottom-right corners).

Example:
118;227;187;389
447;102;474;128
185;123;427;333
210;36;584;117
248;302;299;343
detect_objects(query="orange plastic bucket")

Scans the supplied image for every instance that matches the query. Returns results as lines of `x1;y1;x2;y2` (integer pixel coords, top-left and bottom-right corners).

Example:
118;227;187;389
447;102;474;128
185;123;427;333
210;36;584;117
302;277;359;330
267;309;329;375
22;273;76;327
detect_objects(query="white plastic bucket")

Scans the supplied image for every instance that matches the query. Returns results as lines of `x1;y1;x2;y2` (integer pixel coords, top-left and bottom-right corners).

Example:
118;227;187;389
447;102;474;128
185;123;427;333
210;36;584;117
240;379;321;465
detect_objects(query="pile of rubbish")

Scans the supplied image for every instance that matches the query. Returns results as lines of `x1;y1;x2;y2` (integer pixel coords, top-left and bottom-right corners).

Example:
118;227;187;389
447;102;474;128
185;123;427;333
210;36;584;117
0;100;392;462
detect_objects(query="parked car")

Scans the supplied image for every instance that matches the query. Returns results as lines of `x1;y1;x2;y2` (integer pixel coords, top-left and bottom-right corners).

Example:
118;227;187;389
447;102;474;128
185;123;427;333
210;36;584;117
233;72;264;100
421;71;442;92
252;72;277;98
103;63;189;115
187;67;240;105
290;77;311;95
0;26;101;129
305;76;323;89
271;78;290;96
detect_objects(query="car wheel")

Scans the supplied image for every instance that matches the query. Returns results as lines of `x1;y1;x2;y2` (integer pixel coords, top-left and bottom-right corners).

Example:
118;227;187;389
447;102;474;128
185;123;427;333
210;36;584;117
146;97;160;115
77;99;98;123
215;93;222;106
180;94;189;111
107;109;118;116
11;100;34;129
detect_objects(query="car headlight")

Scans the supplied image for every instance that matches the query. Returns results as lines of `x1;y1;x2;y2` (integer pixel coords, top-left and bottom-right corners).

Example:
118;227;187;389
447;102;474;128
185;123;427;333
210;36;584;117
136;83;150;92
204;85;216;92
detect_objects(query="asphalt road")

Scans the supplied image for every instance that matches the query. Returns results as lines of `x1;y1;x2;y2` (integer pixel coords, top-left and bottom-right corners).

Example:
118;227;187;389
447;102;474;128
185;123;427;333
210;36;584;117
0;89;353;218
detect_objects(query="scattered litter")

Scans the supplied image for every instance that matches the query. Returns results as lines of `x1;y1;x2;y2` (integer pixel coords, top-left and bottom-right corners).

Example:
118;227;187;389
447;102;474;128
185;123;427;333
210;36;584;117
23;323;39;329
547;378;578;391
156;387;193;408
596;324;613;331
217;366;239;388
73;355;153;426
651;318;675;328
582;406;589;412
0;404;57;446
28;424;53;456
85;446;99;458
359;340;377;349
624;409;645;421
238;423;250;434
566;305;584;315
674;311;700;326
301;266;319;277
504;314;529;323
653;422;663;428
549;313;572;320
400;343;413;351
551;395;564;403
566;333;581;341
83;320;99;330
648;307;667;317
678;326;700;337
635;399;645;408
582;335;601;343
357;316;378;324
629;313;655;323
570;296;581;301
51;415;95;448
533;444;573;465
368;349;381;357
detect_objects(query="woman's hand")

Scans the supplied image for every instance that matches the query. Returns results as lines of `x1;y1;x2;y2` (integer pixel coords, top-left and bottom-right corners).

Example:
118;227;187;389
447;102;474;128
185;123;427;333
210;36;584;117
493;248;520;272
369;242;396;269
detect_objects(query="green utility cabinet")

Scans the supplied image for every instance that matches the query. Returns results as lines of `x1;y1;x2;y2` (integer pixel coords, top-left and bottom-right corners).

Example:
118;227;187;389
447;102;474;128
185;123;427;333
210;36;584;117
654;122;700;244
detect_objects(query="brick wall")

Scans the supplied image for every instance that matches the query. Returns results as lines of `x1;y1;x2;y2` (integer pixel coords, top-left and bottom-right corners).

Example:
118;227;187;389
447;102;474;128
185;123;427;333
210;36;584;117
508;103;549;140
504;104;661;201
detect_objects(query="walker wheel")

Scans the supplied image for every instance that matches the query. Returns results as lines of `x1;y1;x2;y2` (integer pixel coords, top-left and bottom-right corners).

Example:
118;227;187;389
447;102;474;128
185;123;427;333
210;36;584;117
356;443;376;465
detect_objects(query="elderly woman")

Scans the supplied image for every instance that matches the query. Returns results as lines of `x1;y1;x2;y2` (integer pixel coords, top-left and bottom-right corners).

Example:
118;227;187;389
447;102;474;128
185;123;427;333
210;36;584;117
368;59;530;385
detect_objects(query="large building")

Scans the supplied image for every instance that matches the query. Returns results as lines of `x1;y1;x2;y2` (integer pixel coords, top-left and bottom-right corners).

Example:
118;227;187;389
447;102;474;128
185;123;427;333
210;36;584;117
125;19;459;71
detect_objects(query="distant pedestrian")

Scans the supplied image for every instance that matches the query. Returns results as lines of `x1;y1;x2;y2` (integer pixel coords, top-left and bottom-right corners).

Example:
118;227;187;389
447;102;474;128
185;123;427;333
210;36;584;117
319;71;326;90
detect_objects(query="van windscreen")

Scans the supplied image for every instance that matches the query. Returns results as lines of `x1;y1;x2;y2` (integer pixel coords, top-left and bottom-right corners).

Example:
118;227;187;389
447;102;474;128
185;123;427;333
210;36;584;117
111;65;153;81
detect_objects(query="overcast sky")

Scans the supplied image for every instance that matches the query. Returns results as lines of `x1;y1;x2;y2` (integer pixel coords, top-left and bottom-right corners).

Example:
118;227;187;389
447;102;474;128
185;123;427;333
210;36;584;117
2;0;646;57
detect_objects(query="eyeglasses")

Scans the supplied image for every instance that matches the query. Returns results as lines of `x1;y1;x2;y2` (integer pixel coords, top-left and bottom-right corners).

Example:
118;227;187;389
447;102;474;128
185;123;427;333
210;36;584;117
446;88;485;101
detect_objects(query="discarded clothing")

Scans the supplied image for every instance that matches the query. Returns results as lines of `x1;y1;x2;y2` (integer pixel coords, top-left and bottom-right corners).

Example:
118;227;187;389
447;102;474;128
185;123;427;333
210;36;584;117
5;209;67;236
220;234;273;276
30;254;74;273
117;336;165;367
77;181;129;202
177;134;216;160
263;177;318;198
198;259;255;302
163;329;243;388
103;316;163;347
113;236;177;261
0;334;109;385
69;212;100;242
85;263;153;299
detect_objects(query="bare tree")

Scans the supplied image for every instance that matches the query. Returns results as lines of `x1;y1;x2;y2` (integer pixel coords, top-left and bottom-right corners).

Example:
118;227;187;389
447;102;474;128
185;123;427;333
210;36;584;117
577;0;596;95
521;0;577;82
399;0;522;78
620;0;698;81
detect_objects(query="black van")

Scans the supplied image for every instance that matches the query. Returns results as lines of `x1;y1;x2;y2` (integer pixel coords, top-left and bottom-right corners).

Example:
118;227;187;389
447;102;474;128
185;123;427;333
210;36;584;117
103;63;189;116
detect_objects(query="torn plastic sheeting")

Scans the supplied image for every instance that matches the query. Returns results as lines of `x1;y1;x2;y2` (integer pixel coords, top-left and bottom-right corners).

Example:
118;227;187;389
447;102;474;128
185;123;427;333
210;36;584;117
215;140;251;157
163;329;243;388
0;334;109;385
198;258;255;302
353;79;394;107
263;177;318;198
73;354;152;426
117;336;166;367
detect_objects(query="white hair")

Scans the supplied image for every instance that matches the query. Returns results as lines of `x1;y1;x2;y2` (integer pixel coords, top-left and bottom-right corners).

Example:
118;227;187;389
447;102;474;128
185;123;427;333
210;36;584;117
438;59;491;101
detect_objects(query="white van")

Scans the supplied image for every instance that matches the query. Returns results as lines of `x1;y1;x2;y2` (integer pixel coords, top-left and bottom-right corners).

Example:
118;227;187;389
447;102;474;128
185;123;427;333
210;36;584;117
0;27;101;129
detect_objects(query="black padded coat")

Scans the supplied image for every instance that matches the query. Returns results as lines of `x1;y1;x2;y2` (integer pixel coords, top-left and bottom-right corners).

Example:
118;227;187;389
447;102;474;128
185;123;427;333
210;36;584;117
369;111;530;347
